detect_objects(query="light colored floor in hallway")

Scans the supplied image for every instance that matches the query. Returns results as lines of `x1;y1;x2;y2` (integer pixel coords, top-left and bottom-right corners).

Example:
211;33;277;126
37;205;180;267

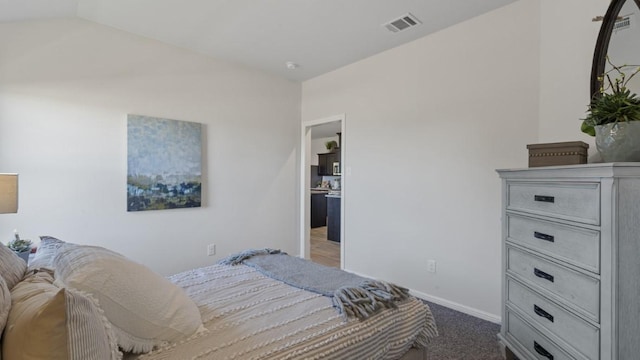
310;226;340;268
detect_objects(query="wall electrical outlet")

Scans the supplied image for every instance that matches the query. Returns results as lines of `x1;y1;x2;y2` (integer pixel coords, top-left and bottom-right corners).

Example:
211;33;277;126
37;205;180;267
207;244;216;256
427;260;437;273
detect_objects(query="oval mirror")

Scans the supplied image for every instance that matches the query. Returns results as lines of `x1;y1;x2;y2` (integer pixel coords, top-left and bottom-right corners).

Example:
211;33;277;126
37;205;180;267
591;0;640;98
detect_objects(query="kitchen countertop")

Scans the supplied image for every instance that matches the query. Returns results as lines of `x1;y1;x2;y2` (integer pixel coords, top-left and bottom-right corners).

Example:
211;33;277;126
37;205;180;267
310;187;330;195
325;190;341;198
310;188;340;197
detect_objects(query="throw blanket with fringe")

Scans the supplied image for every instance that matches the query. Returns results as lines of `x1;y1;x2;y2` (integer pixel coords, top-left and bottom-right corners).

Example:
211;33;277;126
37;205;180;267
131;261;438;359
219;248;410;320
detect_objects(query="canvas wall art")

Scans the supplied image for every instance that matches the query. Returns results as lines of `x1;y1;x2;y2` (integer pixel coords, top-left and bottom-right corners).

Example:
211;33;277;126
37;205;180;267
127;114;202;212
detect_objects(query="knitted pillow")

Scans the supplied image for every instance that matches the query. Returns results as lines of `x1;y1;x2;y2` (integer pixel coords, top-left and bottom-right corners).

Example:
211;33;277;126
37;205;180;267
28;235;66;271
2;271;120;360
53;244;204;353
0;242;27;290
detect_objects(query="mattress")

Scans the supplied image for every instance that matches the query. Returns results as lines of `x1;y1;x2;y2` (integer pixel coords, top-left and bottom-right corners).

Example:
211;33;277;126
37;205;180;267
129;262;437;360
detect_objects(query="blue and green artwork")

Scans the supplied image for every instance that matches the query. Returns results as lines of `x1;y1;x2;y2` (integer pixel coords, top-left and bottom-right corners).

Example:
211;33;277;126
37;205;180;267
127;114;202;212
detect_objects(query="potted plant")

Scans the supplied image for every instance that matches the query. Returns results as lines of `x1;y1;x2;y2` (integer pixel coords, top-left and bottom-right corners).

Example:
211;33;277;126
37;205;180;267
325;140;338;152
7;231;32;263
581;58;640;162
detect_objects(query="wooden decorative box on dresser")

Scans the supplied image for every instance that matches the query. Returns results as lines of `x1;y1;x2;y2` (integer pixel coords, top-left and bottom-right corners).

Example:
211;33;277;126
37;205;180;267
497;164;640;360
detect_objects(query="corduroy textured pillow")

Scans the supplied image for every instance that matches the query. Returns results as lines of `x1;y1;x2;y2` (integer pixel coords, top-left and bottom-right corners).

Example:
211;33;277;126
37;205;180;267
2;271;121;360
0;242;26;290
28;235;66;271
0;276;9;330
0;276;10;359
53;244;204;353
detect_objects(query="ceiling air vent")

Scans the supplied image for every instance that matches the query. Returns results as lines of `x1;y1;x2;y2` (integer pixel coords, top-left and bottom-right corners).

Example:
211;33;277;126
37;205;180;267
383;13;421;33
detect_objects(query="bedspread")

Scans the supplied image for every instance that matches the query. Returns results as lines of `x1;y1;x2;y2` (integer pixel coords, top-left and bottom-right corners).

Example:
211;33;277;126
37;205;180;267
132;263;438;360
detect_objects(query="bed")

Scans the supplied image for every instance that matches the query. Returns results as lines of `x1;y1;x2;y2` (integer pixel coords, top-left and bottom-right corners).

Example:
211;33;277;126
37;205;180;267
1;238;438;360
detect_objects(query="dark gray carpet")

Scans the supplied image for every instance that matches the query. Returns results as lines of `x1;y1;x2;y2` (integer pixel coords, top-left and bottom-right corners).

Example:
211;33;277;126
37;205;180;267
424;301;503;360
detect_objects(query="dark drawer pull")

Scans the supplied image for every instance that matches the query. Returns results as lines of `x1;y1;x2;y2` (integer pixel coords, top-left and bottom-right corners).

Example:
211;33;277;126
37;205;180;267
534;304;554;323
534;268;554;282
534;231;555;242
534;341;554;360
534;195;555;203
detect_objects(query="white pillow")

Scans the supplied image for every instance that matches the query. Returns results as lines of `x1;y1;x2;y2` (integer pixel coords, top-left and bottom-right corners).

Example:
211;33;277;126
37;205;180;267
28;235;66;271
0;242;26;290
3;271;121;360
53;244;204;353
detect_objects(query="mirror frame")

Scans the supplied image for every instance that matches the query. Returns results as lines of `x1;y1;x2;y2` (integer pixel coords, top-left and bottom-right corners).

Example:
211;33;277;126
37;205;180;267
591;0;640;98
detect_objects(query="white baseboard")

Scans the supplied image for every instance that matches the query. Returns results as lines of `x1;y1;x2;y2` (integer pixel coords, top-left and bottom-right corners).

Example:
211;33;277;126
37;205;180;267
341;267;502;324
409;289;502;324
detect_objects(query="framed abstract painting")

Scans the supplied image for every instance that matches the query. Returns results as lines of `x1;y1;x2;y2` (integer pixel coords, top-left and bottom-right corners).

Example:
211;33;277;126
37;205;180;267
127;114;202;212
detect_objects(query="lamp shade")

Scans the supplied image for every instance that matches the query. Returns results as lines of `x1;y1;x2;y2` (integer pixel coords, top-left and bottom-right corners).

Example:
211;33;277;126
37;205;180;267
0;174;18;214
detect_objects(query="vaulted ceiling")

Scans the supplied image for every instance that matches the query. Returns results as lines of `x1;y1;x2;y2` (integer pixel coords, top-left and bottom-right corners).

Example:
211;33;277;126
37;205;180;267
1;0;518;81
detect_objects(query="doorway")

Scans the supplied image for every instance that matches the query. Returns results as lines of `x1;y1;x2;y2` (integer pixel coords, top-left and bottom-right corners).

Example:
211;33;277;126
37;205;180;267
299;114;345;269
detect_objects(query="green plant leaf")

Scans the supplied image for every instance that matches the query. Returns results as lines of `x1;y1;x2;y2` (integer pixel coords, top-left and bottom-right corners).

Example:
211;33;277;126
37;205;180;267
581;121;596;136
584;60;640;135
7;238;32;253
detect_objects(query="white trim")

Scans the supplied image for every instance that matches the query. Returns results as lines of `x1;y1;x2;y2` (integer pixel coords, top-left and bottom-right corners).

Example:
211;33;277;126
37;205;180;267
299;114;346;269
339;117;345;268
409;289;502;324
299;125;312;260
341;267;501;324
303;114;345;128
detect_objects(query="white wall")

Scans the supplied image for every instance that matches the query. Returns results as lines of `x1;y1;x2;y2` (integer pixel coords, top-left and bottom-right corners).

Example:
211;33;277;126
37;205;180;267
0;18;301;276
0;0;612;321
538;0;608;154
302;0;541;320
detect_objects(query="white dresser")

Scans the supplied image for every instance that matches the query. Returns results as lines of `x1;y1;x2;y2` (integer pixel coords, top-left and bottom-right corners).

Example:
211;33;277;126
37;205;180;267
497;164;640;360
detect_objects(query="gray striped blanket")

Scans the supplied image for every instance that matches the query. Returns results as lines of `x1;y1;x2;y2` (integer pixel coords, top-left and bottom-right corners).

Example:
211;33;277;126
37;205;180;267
132;262;438;360
220;249;411;320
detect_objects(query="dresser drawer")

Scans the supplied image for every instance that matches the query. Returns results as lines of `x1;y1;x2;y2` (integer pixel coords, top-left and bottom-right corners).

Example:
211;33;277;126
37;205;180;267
507;247;600;321
507;215;600;273
507;182;600;225
505;310;577;360
507;278;599;360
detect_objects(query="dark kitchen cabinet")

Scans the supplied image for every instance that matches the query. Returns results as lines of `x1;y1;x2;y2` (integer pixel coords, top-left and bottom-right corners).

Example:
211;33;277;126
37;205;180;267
310;193;327;228
326;195;340;242
318;150;340;176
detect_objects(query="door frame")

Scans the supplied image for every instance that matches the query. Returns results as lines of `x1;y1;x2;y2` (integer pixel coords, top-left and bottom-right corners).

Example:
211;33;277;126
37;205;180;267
299;114;345;268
